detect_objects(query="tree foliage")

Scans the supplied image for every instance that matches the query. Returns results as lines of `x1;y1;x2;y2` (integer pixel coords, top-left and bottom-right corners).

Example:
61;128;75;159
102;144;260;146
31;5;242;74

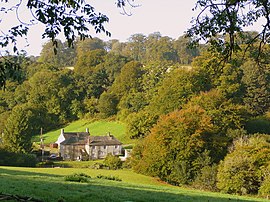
126;110;158;139
149;68;210;115
241;60;270;115
3;105;36;153
0;0;134;87
133;105;215;185
188;0;270;61
217;135;270;195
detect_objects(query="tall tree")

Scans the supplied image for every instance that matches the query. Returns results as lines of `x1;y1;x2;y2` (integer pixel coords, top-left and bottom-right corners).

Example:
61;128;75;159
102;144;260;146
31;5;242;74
27;70;77;123
0;0;133;87
110;61;144;97
174;36;200;64
3;105;35;153
38;40;76;67
241;60;270;115
133;105;215;185
145;36;178;62
124;34;147;61
149;67;210;115
76;38;106;56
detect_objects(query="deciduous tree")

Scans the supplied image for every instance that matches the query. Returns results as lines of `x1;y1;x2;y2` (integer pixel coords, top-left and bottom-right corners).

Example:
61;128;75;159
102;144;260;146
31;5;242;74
188;0;270;62
133;105;215;185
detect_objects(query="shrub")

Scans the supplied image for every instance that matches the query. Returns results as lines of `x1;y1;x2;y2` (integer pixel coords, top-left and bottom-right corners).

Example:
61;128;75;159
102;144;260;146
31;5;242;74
64;173;91;183
104;153;122;170
192;164;218;192
245;117;270;134
96;174;122;181
90;162;105;169
259;164;270;198
0;147;37;167
122;157;132;169
36;161;54;168
217;135;270;195
259;176;270;198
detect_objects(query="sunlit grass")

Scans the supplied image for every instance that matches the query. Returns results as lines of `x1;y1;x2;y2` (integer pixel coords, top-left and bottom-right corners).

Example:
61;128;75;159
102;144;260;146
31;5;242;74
41;120;130;144
0;166;268;202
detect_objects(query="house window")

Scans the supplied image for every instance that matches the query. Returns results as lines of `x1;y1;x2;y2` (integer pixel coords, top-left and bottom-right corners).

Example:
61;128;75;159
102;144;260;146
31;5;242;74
103;145;106;149
92;146;95;149
115;145;118;149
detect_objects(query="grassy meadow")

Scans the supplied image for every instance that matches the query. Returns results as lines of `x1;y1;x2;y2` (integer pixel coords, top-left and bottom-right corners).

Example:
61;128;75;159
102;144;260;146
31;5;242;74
0;166;268;202
41;120;130;144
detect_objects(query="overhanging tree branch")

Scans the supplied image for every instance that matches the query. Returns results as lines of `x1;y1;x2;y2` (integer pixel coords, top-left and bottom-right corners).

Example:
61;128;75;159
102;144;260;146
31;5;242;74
187;0;270;63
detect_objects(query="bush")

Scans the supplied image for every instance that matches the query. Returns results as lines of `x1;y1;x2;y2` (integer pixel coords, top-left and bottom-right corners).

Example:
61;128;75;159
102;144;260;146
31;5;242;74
193;164;218;192
65;173;91;183
0;147;37;167
217;135;270;195
122;157;132;169
96;174;122;181
90;162;105;169
245;117;270;134
36;161;54;168
259;164;270;198
259;176;270;198
104;153;122;170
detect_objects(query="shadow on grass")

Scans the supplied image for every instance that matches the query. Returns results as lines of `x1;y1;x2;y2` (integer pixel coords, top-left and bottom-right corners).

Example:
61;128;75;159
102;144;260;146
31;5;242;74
0;167;265;202
0;167;62;178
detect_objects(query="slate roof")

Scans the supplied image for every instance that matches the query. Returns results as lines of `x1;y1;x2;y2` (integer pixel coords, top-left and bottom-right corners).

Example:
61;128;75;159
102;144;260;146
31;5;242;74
60;132;89;145
89;136;122;146
60;132;122;146
63;132;89;139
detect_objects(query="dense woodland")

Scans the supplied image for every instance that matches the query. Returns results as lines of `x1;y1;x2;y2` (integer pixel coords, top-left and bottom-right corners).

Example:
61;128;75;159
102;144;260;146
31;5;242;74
1;32;270;197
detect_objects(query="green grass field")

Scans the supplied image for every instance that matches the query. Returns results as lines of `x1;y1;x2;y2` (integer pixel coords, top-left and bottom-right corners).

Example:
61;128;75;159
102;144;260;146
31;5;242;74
41;120;131;144
0;166;267;202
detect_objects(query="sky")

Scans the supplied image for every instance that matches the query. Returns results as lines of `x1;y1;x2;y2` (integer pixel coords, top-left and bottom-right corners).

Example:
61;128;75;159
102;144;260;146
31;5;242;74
1;0;263;56
1;0;199;56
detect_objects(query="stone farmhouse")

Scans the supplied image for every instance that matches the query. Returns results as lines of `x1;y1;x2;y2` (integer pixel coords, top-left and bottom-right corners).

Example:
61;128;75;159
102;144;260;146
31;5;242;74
55;128;122;161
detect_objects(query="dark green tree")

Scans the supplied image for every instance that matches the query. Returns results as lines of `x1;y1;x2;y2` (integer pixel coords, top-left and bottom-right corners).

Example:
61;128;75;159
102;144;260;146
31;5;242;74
76;37;106;55
126;110;158;139
27;70;77;123
126;34;146;61
75;49;107;74
3;105;35;153
97;92;119;118
98;52;129;85
110;61;144;97
149;67;210;115
174;35;200;64
241;60;270;115
38;40;76;67
145;35;178;62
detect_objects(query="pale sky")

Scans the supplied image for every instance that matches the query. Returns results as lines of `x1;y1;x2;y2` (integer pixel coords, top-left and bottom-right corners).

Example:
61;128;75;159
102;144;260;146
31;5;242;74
1;0;263;56
1;0;199;56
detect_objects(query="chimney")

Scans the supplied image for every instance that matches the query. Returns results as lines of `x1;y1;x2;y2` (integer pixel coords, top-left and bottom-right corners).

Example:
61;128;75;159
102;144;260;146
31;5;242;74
86;128;89;133
61;128;64;135
107;132;112;140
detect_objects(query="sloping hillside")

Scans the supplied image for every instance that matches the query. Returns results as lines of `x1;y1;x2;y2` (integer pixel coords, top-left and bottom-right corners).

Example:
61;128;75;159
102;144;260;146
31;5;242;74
0;166;266;202
42;120;130;144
